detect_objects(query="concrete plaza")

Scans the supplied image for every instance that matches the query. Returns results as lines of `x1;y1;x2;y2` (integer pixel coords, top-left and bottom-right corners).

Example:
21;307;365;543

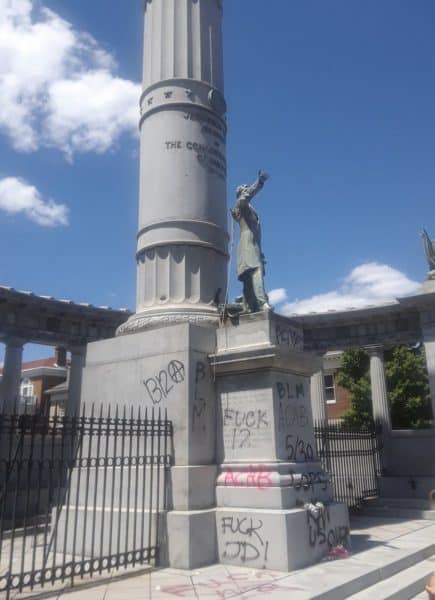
8;514;435;600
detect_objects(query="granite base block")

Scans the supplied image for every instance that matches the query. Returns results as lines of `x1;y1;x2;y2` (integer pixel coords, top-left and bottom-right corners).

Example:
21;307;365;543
216;502;350;572
167;508;217;569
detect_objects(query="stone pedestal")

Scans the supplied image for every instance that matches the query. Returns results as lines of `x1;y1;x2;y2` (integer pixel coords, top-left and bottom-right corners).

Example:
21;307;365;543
63;323;218;569
210;312;350;571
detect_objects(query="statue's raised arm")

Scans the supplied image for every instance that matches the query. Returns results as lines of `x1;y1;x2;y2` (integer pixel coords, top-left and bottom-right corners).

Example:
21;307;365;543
421;229;435;277
232;170;269;219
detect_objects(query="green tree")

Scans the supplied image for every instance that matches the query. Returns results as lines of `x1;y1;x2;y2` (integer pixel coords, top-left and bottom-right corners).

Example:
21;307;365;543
385;345;431;429
335;348;372;428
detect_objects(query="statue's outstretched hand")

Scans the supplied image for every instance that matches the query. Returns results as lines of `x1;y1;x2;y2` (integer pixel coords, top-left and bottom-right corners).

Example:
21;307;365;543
258;170;269;184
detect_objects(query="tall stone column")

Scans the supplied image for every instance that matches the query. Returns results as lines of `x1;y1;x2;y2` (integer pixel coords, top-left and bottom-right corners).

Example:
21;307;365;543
1;338;24;413
367;346;391;431
119;0;228;335
420;306;435;419
310;369;327;424
66;346;86;417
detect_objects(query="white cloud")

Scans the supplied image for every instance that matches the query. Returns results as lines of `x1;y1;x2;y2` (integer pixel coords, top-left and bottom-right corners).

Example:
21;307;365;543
268;288;288;305
0;177;68;226
279;262;420;315
0;0;140;157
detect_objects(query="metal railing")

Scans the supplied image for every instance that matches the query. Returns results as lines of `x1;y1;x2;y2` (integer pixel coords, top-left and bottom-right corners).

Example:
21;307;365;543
0;405;172;598
314;421;383;509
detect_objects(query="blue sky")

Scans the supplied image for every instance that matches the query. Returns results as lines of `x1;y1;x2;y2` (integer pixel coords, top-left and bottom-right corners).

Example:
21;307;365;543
1;0;435;361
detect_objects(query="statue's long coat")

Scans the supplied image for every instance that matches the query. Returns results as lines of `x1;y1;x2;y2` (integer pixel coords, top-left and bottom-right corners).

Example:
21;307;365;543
232;188;264;280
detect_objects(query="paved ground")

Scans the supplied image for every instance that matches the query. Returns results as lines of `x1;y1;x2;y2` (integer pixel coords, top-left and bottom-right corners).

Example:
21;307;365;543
6;515;435;600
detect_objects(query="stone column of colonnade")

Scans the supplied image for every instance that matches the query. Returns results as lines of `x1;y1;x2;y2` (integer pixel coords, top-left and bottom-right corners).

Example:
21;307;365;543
367;345;391;472
66;346;86;417
118;0;228;335
367;345;392;432
0;338;25;413
420;303;435;419
310;369;327;423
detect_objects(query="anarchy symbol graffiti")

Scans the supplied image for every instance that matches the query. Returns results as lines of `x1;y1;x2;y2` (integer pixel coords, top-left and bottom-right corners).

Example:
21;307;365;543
168;360;185;384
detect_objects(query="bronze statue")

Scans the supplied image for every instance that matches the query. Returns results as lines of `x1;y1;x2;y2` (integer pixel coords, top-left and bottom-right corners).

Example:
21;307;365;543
231;171;271;312
421;229;435;279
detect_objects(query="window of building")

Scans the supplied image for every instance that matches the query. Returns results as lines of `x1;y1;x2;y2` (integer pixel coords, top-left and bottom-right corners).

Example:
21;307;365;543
20;379;34;398
20;378;36;413
324;374;336;404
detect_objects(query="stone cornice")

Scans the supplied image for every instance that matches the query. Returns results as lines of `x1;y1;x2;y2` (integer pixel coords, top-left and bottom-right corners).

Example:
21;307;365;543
0;285;131;348
291;291;435;352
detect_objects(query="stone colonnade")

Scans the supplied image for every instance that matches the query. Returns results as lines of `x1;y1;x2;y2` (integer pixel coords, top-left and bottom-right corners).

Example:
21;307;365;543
0;338;86;416
310;345;392;431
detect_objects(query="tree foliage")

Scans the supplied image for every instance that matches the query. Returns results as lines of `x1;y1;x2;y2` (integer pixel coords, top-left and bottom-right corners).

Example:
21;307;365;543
335;345;432;429
385;345;431;429
335;348;372;428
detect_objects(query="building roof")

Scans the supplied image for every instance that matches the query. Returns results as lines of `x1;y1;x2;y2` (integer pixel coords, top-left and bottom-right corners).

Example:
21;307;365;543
21;357;59;370
0;356;68;377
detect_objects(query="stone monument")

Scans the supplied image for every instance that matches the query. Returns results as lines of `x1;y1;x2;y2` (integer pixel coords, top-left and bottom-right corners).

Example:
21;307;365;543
71;0;228;570
64;0;350;572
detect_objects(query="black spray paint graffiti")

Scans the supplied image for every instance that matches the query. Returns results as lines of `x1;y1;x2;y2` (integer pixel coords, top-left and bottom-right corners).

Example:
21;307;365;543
278;401;309;431
285;434;315;462
192;361;207;433
224;408;269;449
306;507;349;549
221;517;269;565
143;360;185;405
290;470;329;493
276;381;305;401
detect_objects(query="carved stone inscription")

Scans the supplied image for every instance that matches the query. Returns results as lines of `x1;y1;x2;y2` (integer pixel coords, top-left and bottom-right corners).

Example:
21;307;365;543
274;322;304;351
164;108;227;181
165;139;226;181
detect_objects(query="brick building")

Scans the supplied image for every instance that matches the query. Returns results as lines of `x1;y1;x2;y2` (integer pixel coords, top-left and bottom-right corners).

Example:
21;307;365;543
323;351;351;421
0;351;67;413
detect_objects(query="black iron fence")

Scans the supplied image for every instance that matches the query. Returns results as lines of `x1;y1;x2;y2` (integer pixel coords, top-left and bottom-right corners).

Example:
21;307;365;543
314;421;383;509
0;406;172;598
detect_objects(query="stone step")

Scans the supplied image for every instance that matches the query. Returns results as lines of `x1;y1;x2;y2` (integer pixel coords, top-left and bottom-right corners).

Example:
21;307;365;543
274;523;435;599
347;557;435;599
369;497;434;510
363;505;435;521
